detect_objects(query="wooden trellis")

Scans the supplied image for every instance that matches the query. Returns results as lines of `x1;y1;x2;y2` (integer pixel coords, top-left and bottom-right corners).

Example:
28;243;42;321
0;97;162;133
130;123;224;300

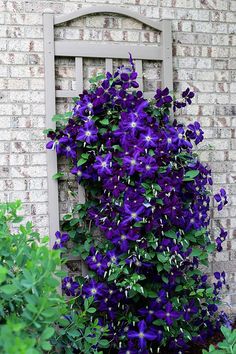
43;6;173;247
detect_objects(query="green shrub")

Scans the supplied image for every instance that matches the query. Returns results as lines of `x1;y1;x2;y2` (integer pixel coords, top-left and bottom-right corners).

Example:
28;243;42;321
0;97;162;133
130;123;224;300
202;326;236;354
0;200;65;353
0;201;106;354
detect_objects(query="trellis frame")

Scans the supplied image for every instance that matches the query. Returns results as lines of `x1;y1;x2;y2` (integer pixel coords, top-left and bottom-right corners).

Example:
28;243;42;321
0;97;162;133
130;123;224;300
43;6;173;247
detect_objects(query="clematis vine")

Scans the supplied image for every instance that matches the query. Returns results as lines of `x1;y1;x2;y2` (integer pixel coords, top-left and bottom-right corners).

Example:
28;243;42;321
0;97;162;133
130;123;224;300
47;54;229;353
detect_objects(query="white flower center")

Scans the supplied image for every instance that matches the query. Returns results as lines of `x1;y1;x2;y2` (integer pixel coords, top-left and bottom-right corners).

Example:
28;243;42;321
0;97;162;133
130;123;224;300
101;161;107;167
91;288;97;294
85;131;91;136
131;212;137;218
131;122;137;128
145;136;152;141
138;332;145;338
130;159;136;165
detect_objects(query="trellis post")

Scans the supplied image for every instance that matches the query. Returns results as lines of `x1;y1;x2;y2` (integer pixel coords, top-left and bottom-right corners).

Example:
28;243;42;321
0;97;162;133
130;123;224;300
43;6;173;247
43;9;60;248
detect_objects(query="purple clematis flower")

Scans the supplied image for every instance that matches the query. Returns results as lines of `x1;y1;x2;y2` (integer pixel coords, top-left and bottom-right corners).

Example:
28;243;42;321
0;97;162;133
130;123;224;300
76;120;98;144
214;188;228;211
155;303;181;325
128;320;157;349
155;87;172;107
86;247;108;276
140;128;159;148
121;204;145;225
183;300;198;321
106;249;120;266
62;277;79;296
138;156;158;178
215;227;228;252
187;121;204;145
155;289;168;307
111;227;140;252
53;231;69;249
82;279;106;300
123;151;142;175
93;153;112;176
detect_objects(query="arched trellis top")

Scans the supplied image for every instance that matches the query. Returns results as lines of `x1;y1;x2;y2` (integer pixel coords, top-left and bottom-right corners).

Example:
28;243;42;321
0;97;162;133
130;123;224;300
54;5;163;32
43;6;173;249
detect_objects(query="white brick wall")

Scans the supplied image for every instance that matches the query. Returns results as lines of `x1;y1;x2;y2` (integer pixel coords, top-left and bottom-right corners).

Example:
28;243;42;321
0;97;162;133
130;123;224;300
0;0;236;307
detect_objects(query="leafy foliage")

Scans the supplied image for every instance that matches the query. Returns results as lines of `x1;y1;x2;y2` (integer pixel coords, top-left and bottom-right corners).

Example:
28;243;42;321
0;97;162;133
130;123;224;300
0;201;63;353
203;326;236;354
46;55;229;353
0;201;105;353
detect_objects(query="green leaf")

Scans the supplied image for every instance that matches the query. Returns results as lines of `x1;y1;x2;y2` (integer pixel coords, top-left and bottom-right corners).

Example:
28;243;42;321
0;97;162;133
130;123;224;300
77;158;87;166
183;170;200;181
41;327;55;340
100;118;109;125
87;307;97;314
164;230;177;239
157;254;168;263
81;153;89;160
191;248;202;257
0;266;7;283
99;339;110;348
1;284;18;294
52;172;64;180
52;113;71;122
43;128;54;135
40;341;52;351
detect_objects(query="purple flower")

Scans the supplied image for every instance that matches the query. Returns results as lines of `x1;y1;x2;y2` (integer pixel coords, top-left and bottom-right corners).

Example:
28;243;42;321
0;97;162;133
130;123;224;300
62;277;79;296
173;87;194;111
111;227;140;252
106;249;120;266
128;320;157;349
93;153;112;176
213;271;226;296
155;289;168;307
183;300;198;321
138;156;158;178
82;279;106;300
86;248;108;276
122;113;143;135
214;188;228;211
140;128;159;148
103;175;126;198
155;303;181;325
155;87;172;107
53;231;69;249
187;121;204;145
76;120;98;144
123;152;141;175
138;302;159;323
121;204;145;225
216;228;228;252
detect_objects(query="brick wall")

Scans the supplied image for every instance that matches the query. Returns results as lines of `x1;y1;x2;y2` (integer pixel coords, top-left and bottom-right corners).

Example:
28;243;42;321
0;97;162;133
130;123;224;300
0;0;235;309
